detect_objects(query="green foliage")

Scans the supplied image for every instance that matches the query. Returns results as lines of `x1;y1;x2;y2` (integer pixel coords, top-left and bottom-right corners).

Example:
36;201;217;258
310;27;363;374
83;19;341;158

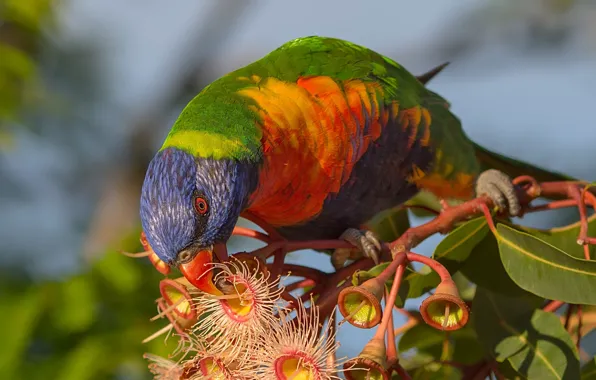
496;224;596;304
410;364;462;380
367;206;410;243
0;287;44;376
399;323;484;367
459;230;530;296
473;288;580;379
0;232;170;380
0;0;55;145
517;213;596;259
365;203;595;377
583;357;596;379
398;217;489;305
0;44;36;119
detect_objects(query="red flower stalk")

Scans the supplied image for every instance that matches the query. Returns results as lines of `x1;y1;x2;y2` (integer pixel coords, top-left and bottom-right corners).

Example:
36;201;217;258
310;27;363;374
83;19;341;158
337;253;406;329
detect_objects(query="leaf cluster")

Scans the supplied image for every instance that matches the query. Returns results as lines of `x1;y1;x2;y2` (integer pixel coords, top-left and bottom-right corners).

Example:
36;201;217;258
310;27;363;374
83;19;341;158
362;205;596;379
0;230;167;380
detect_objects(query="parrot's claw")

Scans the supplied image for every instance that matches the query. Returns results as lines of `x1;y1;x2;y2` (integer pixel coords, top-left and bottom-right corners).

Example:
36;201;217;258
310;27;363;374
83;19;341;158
475;169;521;216
331;228;382;270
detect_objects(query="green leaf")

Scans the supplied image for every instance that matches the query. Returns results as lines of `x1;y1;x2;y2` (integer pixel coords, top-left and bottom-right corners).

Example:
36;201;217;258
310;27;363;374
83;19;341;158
516;213;596;259
404;190;442;216
582;357;596;379
367;206;410;242
404;190;464;217
55;337;106;380
352;262;389;285
458;232;527;296
432;218;488;261
93;250;143;295
398;323;484;365
452;271;476;301
3;0;54;30
496;359;526;380
496;223;596;305
505;311;579;380
398;323;445;352
0;287;45;378
472;288;543;359
473;288;579;380
398;351;436;372
411;363;462;380
401;217;488;301
50;275;96;333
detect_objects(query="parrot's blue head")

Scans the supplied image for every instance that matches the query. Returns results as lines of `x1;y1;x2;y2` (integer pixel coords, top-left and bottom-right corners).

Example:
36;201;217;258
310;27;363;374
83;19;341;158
139;148;258;281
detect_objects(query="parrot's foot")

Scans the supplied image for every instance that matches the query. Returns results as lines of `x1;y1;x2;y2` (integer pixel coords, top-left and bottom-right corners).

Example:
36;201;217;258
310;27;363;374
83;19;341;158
475;169;521;216
331;228;382;270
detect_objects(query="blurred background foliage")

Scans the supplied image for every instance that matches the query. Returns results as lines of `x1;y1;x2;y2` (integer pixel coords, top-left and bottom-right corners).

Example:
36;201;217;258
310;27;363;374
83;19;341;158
0;231;173;379
1;0;595;379
0;0;54;145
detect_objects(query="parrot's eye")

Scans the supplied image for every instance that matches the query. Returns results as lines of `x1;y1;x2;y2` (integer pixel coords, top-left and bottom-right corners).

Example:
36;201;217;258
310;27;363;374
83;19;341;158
194;196;209;215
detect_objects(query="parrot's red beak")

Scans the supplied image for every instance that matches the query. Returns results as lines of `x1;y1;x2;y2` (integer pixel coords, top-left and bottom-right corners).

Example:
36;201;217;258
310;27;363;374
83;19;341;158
178;243;228;295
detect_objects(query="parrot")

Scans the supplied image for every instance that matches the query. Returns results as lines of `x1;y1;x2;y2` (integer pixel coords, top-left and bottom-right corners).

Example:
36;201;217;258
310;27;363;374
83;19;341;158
139;36;570;293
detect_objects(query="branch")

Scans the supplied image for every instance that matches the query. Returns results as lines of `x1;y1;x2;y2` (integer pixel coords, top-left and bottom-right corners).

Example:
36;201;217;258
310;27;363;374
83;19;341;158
389;179;592;256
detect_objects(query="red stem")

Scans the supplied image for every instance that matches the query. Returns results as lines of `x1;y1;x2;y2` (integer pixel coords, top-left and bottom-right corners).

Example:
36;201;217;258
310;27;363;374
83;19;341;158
406;252;451;282
373;252;407;284
332;257;377;283
285;239;353;252
392;362;412;380
469;362;492;380
373;262;406;341
543;300;566;313
249;241;285;261
489;362;506;380
525;199;577;213
513;175;541;195
285;278;316;292
569;186;591;259
580;189;596;257
309;258;379;314
291;258;374;313
480;204;497;234
214;242;228;262
232;226;271;243
387;178;591;257
280;290;298;306
276;263;327;282
385;289;398;364
270;248;288;281
240;211;283;239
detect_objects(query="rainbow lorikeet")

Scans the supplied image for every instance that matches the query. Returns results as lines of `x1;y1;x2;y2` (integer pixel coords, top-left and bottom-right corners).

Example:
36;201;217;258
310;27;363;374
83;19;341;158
139;36;568;293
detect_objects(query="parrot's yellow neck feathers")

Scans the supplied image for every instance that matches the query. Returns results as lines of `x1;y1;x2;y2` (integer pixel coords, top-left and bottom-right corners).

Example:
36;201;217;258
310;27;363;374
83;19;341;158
160;130;254;160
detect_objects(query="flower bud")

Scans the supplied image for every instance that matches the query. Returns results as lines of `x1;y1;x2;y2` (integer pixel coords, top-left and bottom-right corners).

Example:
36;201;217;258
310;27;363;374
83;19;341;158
338;278;384;329
344;338;391;380
420;279;469;331
159;277;200;320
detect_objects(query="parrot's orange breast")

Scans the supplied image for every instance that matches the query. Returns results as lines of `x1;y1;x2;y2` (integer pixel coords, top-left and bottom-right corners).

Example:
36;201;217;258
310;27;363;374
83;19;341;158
237;75;404;227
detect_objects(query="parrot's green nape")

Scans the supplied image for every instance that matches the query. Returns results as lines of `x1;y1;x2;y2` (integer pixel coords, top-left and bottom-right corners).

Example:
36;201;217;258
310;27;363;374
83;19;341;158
138;36;571;293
